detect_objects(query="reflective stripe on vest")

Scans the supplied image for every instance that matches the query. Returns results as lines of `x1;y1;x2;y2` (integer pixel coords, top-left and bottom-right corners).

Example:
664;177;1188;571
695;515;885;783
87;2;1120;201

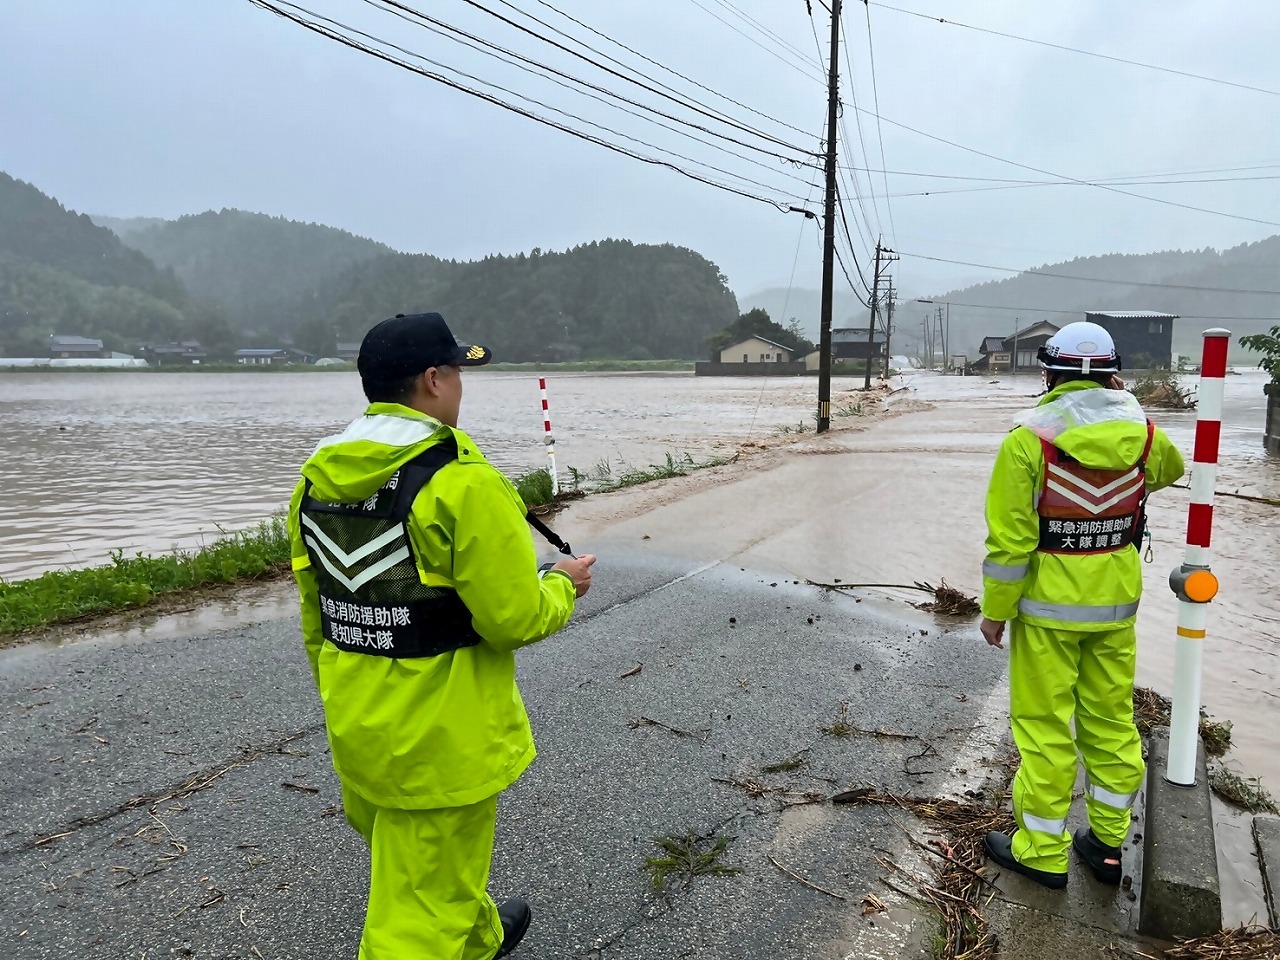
300;437;483;659
1036;420;1154;555
1018;598;1140;623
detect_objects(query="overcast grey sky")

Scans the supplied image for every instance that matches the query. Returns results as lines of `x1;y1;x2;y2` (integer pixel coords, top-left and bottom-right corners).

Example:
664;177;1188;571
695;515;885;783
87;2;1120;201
2;0;1278;300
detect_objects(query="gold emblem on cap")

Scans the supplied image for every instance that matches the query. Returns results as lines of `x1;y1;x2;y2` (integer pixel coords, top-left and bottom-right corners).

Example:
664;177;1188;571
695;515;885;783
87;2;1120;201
466;345;485;360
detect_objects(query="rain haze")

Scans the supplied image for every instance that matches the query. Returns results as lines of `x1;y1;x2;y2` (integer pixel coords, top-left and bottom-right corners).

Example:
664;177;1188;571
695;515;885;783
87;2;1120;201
3;0;1278;299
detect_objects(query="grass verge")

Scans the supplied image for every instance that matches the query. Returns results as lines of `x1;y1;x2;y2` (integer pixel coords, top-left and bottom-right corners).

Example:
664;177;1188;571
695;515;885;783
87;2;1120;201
0;519;291;638
486;359;694;372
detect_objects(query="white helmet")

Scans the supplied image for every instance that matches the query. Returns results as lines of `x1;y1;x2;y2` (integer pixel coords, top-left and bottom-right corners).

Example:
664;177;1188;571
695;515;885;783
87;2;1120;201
1038;321;1120;373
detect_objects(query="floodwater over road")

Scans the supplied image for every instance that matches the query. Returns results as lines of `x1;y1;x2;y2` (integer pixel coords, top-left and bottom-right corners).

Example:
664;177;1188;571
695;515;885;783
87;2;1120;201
0;369;821;581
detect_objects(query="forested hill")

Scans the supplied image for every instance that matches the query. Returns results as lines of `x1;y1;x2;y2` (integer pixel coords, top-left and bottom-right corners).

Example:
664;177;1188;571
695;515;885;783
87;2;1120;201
0;173;234;357
115;210;395;336
0;173;182;301
746;241;1280;362
922;241;1280;361
294;240;740;362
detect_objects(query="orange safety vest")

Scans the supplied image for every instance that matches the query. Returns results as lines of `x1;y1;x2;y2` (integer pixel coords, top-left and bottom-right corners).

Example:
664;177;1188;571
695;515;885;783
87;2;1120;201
1036;421;1154;555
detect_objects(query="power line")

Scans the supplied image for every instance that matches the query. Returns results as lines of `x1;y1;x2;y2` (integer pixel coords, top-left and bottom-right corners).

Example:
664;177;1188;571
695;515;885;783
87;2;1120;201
856;106;1280;228
294;0;813;199
862;1;896;244
897;250;1280;296
837;16;885;238
685;0;826;83
483;0;818;150
526;0;817;140
840;161;1280;184
869;1;1280;98
910;298;1280;323
809;4;879;250
371;0;818;163
706;0;824;73
248;0;816;213
357;0;822;193
865;173;1280;199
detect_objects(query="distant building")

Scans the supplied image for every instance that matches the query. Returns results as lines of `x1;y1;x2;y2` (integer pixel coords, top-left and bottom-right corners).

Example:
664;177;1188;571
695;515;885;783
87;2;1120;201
335;341;361;361
830;326;887;362
235;348;291;366
1086;311;1178;369
973;321;1061;373
719;336;794;364
139;340;208;366
48;335;106;359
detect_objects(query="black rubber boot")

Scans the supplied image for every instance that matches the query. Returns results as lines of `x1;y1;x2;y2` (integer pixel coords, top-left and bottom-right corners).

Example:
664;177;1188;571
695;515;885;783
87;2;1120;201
983;831;1068;890
1072;828;1123;885
495;899;532;958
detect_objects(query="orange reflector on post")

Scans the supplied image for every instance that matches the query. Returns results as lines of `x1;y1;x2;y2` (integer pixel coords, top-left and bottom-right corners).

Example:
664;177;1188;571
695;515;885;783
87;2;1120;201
1184;570;1219;603
1177;626;1207;639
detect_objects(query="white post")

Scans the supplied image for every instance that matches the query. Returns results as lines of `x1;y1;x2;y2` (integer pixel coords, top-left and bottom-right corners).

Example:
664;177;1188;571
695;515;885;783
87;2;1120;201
1165;329;1229;786
538;376;559;497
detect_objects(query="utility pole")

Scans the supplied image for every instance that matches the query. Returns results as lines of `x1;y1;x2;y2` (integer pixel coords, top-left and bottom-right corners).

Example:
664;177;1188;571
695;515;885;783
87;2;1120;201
881;280;895;380
863;243;898;389
815;0;842;433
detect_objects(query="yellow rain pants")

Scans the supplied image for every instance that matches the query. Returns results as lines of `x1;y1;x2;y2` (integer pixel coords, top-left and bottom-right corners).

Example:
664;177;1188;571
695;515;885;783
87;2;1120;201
1008;619;1145;873
342;784;504;960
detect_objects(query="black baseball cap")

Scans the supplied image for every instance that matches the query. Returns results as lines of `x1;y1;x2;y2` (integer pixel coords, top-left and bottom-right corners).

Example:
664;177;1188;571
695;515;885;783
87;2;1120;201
357;312;491;382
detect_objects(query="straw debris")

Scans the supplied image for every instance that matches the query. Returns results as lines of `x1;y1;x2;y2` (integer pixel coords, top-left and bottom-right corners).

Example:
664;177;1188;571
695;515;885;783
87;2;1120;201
1207;767;1279;815
1109;924;1280;959
913;579;982;617
1133;687;1233;758
833;788;1015;960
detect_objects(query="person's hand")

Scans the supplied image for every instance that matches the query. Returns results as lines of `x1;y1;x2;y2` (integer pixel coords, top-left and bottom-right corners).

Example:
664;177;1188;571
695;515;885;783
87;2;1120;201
552;554;596;597
1108;374;1126;391
980;617;1006;649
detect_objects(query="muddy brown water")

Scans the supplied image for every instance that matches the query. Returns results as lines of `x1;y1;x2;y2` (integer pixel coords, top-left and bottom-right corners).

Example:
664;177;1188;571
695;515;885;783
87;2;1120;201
0;369;823;581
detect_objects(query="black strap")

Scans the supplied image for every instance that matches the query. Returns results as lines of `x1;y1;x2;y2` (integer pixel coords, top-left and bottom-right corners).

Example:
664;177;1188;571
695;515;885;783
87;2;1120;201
526;510;573;556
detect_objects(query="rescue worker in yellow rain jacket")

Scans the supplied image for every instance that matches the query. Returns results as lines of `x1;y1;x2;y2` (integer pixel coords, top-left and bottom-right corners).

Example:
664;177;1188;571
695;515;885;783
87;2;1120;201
980;321;1184;889
287;312;596;958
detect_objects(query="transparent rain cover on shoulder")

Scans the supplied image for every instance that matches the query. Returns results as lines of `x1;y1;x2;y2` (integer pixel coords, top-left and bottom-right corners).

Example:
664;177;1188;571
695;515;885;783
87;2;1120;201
1014;388;1146;442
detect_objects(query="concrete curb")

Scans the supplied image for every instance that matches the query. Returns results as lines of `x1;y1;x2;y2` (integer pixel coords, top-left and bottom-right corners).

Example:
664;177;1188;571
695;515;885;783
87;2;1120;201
1139;727;1222;940
1253;816;1280;928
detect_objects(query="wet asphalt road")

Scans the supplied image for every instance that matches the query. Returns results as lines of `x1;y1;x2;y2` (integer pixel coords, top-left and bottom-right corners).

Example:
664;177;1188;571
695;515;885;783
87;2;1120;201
0;551;1008;960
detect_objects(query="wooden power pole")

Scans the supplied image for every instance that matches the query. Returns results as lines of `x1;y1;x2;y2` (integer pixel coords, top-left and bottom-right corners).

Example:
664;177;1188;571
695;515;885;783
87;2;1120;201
815;0;842;433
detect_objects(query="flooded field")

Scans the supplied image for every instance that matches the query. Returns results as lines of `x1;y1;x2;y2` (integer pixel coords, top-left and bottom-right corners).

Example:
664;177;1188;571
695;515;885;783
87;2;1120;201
0;369;825;581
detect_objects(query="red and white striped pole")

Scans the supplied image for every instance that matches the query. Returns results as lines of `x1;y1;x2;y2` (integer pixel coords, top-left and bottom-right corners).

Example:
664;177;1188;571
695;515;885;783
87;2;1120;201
538;377;559;496
1165;329;1230;786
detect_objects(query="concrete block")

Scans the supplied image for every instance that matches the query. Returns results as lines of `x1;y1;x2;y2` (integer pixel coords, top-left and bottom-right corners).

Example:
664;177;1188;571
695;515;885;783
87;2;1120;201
1254;817;1280;928
1139;727;1222;940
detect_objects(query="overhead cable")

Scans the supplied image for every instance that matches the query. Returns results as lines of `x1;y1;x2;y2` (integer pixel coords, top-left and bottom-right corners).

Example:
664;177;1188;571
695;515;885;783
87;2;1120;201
357;0;821;192
685;0;826;83
897;251;1280;296
861;3;896;243
527;0;817;139
247;0;815;214
369;0;819;163
856;107;1280;228
869;1;1280;98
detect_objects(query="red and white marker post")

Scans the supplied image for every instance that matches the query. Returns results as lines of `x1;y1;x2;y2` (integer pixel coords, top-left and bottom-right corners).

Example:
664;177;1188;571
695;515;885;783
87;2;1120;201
1166;329;1230;786
538;377;559;497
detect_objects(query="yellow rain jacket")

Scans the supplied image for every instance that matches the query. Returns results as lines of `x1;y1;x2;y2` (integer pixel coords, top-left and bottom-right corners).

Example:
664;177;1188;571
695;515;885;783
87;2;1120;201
982;381;1185;630
288;403;577;810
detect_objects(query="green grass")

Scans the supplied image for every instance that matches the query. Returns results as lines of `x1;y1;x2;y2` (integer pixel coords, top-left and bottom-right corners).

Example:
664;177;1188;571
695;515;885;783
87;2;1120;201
486;359;694;372
642;830;741;892
0;363;355;374
0;518;291;637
